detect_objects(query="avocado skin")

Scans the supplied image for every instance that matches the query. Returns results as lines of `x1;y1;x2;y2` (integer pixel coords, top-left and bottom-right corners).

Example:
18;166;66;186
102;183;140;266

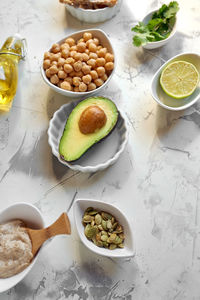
59;97;119;162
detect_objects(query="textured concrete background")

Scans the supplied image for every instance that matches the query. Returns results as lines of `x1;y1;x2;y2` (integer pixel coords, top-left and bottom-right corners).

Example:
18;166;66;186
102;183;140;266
0;0;200;299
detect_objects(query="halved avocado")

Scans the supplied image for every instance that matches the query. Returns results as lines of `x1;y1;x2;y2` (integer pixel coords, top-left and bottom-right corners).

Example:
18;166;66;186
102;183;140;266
59;97;118;161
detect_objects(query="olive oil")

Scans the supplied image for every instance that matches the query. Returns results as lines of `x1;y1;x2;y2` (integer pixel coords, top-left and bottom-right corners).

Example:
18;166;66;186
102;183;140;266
0;35;26;112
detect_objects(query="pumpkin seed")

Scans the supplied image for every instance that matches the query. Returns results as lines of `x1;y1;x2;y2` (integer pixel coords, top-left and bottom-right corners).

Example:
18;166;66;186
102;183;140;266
109;243;117;250
102;220;107;230
95;214;102;225
85;207;94;213
88;210;98;216
106;220;112;229
102;241;109;248
101;235;108;242
109;233;117;242
83;215;93;223
82;207;125;250
98;225;103;231
96;240;103;247
84;224;97;239
101;212;112;220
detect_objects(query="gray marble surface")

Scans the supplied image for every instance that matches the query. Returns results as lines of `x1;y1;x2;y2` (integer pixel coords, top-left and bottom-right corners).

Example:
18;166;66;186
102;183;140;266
0;0;200;299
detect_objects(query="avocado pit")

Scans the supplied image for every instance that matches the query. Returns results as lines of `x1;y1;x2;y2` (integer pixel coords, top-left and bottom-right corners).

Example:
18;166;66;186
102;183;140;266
79;105;107;134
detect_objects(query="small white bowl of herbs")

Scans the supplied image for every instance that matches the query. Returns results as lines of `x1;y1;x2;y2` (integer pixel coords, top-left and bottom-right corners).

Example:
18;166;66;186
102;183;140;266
131;1;179;49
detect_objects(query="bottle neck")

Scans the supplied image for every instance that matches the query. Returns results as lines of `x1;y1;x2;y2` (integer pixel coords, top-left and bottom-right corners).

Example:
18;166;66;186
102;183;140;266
0;36;25;63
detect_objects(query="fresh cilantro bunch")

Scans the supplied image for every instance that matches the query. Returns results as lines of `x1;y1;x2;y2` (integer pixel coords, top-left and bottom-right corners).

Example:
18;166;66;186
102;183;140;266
132;1;179;47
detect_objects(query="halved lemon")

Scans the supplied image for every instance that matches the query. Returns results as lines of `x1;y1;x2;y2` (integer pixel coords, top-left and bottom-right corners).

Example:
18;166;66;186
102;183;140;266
160;61;199;99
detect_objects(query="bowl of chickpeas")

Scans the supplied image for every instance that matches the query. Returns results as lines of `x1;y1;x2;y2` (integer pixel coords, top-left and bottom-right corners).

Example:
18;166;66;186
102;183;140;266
41;29;115;98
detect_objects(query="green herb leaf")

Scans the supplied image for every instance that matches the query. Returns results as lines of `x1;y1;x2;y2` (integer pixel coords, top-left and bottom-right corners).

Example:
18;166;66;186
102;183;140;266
164;1;179;18
131;1;179;47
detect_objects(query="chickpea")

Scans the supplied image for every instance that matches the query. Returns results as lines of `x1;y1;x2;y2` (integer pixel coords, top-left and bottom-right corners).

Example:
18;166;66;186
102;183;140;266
51;44;60;54
74;52;83;61
51;43;59;49
73;77;82;87
96;66;105;77
58;66;63;70
82;64;91;75
60;81;72;91
49;65;58;75
82;74;92;85
44;52;51;59
50;74;59;84
94;78;104;87
61;49;69;59
69;71;76;77
105;53;114;62
85;49;90;54
98;47;107;57
105;62;114;71
93;38;99;46
74;86;79;92
81;53;89;62
78;38;84;43
58;70;67;79
90;70;98;80
45;68;51;78
77;42;86;53
101;73;108;82
57;57;66;67
83;32;92;42
64;77;73;85
65;38;75;47
75;71;83;77
97;45;102;50
96;57;105;67
73;61;82;72
52;61;58;66
87;59;96;68
88;82;96;91
60;43;70;51
89;52;98;59
89;43;97;53
70;45;77;51
64;63;73;73
79;82;87;92
86;39;94;47
65;57;75;64
51;53;61;61
70;50;77;58
57;80;63;88
43;59;51;70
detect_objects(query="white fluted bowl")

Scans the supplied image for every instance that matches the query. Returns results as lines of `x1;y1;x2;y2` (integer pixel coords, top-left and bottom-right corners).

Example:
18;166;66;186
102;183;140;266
48;99;128;172
65;0;122;23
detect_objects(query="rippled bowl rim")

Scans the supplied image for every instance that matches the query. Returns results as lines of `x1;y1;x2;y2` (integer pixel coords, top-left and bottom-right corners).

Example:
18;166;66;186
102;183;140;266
47;100;128;172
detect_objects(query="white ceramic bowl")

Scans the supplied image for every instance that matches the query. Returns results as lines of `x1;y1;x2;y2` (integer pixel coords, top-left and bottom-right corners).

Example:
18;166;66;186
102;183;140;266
41;29;115;99
65;0;122;23
0;203;44;293
48;99;128;173
73;199;135;258
151;52;200;111
141;10;177;50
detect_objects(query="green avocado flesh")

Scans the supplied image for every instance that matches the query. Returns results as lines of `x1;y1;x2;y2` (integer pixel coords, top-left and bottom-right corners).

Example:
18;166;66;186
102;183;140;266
59;97;119;162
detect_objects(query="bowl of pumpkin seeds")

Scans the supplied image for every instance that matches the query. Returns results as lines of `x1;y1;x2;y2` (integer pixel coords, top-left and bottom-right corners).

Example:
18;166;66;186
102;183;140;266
73;199;135;257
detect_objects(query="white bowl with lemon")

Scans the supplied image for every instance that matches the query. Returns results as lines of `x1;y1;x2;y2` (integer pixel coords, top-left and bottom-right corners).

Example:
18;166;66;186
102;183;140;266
151;53;200;111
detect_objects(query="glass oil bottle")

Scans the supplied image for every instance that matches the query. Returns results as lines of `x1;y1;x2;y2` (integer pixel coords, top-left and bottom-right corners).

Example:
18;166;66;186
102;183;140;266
0;35;26;112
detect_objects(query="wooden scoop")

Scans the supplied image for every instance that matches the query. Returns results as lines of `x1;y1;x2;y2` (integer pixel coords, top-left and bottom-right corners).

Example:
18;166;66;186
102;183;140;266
26;213;71;256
